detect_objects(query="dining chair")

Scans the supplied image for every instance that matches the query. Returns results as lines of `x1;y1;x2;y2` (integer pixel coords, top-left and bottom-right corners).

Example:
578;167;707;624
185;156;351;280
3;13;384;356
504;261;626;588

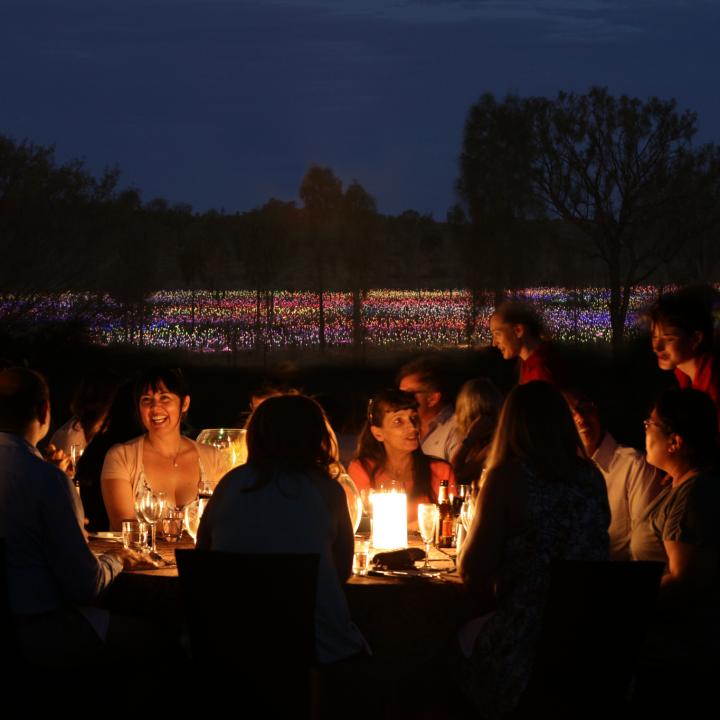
512;560;664;716
175;550;319;714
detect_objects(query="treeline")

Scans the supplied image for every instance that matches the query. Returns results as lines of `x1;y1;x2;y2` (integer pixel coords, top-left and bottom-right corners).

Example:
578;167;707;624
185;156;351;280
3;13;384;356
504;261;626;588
2;87;720;348
0;140;601;299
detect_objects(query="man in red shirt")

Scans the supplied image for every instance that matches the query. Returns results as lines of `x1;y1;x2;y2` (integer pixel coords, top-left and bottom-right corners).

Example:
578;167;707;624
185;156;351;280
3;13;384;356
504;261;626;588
489;300;567;387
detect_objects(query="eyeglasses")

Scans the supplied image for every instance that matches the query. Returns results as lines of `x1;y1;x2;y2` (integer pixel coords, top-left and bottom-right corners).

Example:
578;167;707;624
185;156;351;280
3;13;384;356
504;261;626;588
643;418;668;433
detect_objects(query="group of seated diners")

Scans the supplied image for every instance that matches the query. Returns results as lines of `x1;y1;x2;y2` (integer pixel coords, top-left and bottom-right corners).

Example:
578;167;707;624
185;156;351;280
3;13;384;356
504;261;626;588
1;285;718;715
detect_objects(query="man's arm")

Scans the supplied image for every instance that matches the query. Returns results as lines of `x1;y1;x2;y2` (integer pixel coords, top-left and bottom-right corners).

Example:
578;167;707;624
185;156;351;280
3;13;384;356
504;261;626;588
41;466;122;604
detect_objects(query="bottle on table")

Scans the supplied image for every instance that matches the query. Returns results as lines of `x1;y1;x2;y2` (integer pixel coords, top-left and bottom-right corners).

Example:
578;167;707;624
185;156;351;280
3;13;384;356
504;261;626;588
435;479;455;548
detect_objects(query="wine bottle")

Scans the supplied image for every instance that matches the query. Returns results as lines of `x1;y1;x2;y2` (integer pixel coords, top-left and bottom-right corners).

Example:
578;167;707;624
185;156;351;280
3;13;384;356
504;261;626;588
436;479;455;548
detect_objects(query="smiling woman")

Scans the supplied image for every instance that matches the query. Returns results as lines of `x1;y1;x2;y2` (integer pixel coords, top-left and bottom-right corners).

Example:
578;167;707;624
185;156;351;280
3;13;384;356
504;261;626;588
100;367;227;530
648;287;720;426
347;388;456;525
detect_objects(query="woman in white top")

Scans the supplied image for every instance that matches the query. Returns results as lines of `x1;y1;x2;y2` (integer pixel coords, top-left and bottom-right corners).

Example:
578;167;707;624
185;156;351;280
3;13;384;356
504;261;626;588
197;393;368;664
101;367;225;530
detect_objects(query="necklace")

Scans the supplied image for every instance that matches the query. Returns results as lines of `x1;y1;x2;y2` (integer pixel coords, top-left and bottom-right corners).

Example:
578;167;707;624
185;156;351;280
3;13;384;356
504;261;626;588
147;437;183;468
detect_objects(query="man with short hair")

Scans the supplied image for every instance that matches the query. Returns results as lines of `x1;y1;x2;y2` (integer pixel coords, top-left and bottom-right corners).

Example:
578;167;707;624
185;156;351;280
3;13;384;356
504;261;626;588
490;300;567;387
0;366;139;666
397;357;460;461
566;390;663;561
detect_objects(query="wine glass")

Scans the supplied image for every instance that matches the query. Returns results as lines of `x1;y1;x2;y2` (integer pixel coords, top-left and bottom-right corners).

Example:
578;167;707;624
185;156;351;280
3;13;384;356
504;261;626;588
136;487;167;555
69;444;83;477
184;499;205;544
417;503;439;570
460;494;476;533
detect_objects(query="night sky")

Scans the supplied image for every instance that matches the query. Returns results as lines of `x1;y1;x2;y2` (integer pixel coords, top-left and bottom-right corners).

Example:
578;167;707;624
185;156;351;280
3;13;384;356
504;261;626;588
2;0;718;217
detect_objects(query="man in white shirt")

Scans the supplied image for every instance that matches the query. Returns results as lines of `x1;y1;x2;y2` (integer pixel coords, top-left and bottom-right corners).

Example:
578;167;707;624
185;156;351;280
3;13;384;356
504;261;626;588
566;391;663;560
398;357;460;461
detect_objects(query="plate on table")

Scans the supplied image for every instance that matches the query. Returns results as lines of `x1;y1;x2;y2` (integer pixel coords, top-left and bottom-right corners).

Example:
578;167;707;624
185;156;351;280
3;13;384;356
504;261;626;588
367;568;443;580
87;531;123;541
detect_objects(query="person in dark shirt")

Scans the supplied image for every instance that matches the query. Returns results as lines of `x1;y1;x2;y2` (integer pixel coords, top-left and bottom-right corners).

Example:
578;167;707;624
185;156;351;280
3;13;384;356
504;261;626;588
0;366;144;667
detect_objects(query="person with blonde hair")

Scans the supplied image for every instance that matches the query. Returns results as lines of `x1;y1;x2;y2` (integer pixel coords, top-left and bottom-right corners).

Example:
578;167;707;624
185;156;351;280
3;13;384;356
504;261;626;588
458;381;609;718
452;377;503;488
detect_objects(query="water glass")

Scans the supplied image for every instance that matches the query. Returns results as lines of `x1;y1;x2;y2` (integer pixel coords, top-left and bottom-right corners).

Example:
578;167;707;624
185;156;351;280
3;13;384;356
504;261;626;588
160;508;185;543
122;521;149;552
353;538;370;576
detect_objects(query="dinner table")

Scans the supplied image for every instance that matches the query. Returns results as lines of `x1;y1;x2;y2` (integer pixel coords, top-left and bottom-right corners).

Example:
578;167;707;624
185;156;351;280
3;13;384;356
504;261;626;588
91;532;466;680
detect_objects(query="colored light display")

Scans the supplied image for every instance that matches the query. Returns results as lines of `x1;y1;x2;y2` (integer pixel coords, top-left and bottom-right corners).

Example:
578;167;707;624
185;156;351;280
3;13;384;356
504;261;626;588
0;286;696;354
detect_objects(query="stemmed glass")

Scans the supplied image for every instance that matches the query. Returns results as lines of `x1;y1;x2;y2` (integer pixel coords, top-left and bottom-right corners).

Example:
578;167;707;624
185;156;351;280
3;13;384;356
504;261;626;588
184;499;205;545
460;493;476;534
417;503;439;570
135;486;167;556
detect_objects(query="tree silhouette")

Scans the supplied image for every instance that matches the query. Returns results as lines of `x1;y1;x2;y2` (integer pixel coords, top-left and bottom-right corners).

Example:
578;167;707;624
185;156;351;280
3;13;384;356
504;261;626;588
299;165;344;352
458;88;720;349
343;180;378;355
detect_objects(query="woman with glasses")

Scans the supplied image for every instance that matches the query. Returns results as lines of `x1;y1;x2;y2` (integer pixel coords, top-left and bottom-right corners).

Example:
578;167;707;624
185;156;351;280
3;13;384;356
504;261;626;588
347;388;456;524
632;388;719;591
631;387;720;690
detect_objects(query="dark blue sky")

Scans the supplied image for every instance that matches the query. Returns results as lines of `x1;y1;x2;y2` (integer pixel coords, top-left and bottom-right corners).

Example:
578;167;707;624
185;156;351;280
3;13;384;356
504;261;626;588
2;0;717;217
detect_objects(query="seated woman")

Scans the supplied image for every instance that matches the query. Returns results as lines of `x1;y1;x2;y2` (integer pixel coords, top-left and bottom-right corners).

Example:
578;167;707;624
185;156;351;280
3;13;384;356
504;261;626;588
50;373;118;456
196;394;368;664
457;381;609;718
452;377;503;489
347;389;456;524
76;382;142;531
631;388;720;664
649;286;719;425
101;367;226;530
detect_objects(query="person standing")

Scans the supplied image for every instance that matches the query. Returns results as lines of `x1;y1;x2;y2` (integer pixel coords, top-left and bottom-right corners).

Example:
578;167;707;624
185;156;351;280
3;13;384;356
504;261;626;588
649;286;719;426
489;300;567;388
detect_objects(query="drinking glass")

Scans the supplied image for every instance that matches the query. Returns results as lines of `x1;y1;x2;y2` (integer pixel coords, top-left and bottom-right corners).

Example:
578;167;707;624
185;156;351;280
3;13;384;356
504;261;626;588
135;487;167;554
353;538;370;576
460;494;476;533
160;508;185;543
69;444;83;479
184;499;205;544
122;521;149;552
417;503;439;570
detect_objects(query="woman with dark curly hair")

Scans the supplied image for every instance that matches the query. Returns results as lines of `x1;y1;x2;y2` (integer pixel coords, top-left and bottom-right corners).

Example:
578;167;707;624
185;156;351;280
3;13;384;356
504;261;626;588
347;388;456;524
